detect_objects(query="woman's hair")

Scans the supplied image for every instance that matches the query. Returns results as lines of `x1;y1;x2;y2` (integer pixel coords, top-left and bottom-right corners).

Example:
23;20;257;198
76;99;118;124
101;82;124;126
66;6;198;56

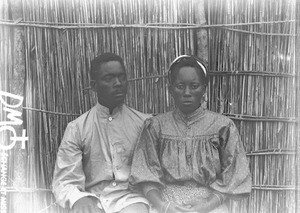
90;53;126;80
168;55;208;86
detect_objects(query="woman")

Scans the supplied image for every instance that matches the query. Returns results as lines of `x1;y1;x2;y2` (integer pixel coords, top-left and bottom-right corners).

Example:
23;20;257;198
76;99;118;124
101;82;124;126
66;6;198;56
129;55;251;213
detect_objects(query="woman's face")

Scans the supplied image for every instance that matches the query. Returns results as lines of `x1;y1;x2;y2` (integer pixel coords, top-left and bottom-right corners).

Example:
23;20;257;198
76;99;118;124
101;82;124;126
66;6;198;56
170;66;206;114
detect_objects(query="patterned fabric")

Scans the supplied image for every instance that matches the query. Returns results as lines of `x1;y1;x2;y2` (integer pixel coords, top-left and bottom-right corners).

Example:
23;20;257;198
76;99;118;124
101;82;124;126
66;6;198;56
149;204;228;213
130;106;251;201
161;181;211;205
161;182;229;213
52;103;151;213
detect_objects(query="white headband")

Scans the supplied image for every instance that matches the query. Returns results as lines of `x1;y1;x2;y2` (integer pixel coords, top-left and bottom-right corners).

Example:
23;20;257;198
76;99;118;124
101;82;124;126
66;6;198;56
168;55;207;78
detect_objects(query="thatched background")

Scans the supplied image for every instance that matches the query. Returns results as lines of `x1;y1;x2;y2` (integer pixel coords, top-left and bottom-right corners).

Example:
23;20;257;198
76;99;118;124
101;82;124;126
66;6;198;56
0;0;298;212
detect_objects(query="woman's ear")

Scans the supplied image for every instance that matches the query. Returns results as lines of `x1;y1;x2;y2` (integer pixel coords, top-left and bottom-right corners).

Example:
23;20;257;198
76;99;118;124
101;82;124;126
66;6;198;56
201;85;207;94
201;87;208;109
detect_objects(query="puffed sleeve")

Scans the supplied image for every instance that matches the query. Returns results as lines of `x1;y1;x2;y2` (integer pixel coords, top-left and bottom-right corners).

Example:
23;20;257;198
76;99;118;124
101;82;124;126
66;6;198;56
52;122;98;209
129;118;164;193
210;120;251;199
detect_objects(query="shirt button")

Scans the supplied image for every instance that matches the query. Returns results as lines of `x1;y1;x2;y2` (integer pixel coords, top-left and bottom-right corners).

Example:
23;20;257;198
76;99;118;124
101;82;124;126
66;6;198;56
108;117;113;121
112;181;117;186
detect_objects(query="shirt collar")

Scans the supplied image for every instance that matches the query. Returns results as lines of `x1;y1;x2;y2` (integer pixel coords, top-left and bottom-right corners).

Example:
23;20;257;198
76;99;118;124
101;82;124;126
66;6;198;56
173;105;205;125
95;102;123;118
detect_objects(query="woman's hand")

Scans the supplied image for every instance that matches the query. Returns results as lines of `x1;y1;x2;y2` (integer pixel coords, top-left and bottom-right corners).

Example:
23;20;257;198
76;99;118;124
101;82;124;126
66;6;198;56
161;201;194;213
145;187;225;213
145;188;194;213
181;193;223;213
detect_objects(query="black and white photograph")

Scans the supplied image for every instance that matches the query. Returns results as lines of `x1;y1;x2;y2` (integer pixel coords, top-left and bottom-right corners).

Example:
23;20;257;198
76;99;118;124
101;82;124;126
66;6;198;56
0;0;298;212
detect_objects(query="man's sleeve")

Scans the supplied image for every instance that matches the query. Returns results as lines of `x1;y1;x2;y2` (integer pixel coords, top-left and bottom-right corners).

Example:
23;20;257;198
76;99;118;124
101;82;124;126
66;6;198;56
52;122;98;209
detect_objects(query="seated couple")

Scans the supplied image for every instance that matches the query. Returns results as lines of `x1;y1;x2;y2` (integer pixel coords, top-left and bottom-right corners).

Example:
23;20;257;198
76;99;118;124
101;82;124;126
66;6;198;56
52;53;251;213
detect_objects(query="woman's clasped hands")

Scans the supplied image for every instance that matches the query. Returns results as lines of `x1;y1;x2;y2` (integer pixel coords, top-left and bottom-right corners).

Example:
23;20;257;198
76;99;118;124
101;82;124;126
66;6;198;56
160;195;219;213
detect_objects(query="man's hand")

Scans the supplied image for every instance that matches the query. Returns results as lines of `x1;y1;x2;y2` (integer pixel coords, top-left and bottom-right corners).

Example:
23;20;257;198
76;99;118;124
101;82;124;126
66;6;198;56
71;196;102;213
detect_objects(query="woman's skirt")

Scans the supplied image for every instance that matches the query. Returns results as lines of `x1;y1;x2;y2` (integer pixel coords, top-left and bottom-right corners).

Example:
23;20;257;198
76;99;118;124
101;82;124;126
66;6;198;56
151;181;228;213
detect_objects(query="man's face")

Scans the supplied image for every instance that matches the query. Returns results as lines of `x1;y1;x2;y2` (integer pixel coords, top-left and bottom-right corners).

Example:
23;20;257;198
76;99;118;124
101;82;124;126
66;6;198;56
170;66;206;114
92;61;128;110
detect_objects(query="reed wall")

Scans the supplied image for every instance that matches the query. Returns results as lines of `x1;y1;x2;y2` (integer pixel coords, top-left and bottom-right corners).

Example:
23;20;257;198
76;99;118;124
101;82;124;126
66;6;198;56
0;0;297;212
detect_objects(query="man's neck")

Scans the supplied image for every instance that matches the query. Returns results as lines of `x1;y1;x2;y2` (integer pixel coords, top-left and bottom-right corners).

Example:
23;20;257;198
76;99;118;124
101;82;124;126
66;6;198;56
97;101;122;115
109;107;114;115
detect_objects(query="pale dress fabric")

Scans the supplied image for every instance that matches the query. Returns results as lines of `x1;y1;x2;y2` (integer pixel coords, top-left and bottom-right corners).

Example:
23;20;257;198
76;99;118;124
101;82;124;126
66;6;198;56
130;106;251;213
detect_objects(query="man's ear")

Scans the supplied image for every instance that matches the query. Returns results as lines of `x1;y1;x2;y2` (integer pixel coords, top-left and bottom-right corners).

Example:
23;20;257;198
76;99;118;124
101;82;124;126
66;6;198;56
168;84;173;96
90;80;96;92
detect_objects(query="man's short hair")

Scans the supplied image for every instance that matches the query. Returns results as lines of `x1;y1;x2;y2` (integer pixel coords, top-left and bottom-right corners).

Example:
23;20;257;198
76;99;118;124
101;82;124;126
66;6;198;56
90;53;126;80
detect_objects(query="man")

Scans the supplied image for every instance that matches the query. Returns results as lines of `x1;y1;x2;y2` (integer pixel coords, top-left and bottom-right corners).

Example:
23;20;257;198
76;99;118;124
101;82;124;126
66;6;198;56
52;53;150;213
